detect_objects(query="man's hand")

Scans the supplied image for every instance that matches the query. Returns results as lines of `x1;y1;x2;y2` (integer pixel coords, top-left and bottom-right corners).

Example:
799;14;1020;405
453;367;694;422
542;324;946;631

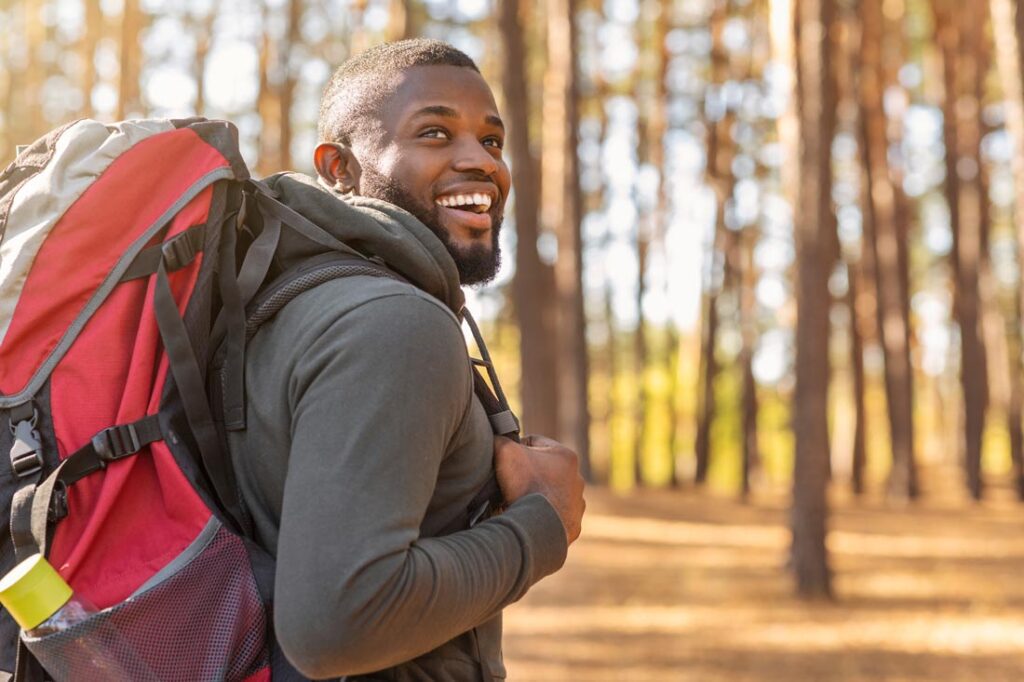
494;434;586;545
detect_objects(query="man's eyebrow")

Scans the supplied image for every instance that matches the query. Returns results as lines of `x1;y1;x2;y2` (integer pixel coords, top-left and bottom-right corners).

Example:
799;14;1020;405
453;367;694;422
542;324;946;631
411;105;459;119
410;106;506;131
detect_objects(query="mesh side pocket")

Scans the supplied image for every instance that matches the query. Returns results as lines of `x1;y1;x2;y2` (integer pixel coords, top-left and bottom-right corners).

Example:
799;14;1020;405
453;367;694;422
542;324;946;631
23;522;269;682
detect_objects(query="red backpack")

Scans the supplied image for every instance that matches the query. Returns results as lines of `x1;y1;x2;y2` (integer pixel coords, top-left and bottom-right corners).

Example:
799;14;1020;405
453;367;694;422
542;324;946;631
0;118;299;681
0;118;512;681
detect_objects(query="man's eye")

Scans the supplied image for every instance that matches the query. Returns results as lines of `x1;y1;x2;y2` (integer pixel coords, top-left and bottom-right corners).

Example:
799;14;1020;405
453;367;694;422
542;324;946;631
483;136;504;149
421;128;449;140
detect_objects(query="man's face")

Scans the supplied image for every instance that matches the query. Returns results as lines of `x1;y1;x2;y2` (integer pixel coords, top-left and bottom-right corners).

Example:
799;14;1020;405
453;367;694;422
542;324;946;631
355;65;511;286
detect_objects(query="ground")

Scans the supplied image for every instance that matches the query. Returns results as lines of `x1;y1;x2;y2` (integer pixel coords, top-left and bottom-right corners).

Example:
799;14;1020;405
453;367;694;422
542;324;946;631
502;482;1024;681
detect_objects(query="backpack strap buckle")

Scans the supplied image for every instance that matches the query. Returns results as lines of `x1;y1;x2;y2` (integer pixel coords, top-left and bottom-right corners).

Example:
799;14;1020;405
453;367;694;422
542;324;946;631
10;418;43;479
92;423;143;464
161;227;205;271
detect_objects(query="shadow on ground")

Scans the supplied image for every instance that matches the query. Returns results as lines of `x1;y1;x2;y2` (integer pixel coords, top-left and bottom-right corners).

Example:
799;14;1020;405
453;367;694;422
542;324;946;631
502;485;1024;681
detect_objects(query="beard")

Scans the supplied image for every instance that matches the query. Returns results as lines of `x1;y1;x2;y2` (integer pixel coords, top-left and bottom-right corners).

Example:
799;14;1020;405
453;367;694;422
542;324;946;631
359;166;503;286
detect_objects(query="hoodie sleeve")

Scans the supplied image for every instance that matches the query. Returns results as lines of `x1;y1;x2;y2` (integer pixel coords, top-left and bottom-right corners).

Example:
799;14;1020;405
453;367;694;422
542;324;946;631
270;287;568;679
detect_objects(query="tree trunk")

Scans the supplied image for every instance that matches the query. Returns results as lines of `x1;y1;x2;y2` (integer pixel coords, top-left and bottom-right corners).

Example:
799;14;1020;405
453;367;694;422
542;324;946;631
499;0;561;440
859;0;917;500
936;0;988;499
991;0;1024;499
847;258;868;495
117;0;144;119
191;7;217;116
791;0;834;599
278;0;303;171
739;227;760;498
634;223;649;486
79;0;103;118
544;0;591;474
695;0;735;485
652;0;679;486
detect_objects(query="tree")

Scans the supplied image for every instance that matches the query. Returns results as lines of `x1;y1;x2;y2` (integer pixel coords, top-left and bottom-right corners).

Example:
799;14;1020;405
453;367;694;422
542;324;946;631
859;0;918;499
117;0;145;119
499;0;560;440
989;0;1024;499
934;0;988;499
544;0;591;475
695;0;735;485
790;0;836;598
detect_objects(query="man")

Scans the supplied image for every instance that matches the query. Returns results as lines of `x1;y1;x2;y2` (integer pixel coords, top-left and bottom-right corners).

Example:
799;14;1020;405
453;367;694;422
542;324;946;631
228;39;586;680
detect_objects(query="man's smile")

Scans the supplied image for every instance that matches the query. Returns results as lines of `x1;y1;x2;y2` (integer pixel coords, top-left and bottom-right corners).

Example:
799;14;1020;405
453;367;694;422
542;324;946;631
434;185;500;234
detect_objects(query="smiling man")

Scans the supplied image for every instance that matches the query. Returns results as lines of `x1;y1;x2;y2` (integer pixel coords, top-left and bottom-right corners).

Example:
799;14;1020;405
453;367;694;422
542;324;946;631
227;39;586;681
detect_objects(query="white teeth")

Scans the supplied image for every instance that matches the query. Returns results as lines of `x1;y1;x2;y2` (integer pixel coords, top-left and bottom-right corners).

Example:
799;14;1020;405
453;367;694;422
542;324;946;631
434;193;493;210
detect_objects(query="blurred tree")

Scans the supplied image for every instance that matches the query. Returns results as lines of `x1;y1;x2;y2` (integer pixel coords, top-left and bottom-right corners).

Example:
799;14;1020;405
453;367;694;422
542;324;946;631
118;0;145;119
791;0;835;598
544;0;591;475
651;0;680;487
257;0;303;174
990;0;1024;499
79;0;103;118
633;2;652;486
935;0;988;499
695;0;735;486
188;5;218;116
859;0;917;500
499;0;560;439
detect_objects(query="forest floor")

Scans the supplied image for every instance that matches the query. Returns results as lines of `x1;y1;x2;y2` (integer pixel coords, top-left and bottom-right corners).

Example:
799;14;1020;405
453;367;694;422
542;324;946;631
502;475;1024;681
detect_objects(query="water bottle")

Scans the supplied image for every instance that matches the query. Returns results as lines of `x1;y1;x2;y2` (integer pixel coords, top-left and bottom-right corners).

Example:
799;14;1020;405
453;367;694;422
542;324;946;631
0;553;92;636
0;553;148;680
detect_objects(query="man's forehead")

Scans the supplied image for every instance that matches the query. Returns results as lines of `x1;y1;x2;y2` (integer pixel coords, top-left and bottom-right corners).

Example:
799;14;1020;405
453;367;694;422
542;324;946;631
381;65;499;121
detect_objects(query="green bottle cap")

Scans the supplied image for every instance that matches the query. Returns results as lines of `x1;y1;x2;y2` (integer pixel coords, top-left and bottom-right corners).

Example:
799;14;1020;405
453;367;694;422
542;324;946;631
0;554;73;630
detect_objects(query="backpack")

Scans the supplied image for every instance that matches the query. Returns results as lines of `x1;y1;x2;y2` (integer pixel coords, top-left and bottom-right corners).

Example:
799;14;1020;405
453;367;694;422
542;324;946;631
0;118;513;681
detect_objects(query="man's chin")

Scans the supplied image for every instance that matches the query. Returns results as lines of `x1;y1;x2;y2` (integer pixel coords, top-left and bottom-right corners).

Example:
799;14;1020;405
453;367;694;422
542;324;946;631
443;238;499;286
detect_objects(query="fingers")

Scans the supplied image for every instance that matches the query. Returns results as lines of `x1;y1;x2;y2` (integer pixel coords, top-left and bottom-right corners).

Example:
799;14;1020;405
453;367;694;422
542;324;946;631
521;433;563;449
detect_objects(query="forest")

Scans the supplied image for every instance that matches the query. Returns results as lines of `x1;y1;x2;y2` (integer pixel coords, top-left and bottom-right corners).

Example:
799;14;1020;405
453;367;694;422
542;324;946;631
2;0;1023;679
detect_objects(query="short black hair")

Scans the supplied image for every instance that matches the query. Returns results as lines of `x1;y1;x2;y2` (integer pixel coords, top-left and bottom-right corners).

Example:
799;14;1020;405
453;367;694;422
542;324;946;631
318;39;479;146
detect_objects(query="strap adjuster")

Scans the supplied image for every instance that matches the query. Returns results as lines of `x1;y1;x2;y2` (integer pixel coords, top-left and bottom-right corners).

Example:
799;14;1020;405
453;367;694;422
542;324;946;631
11;447;43;478
10;419;43;479
92;423;142;464
161;229;202;271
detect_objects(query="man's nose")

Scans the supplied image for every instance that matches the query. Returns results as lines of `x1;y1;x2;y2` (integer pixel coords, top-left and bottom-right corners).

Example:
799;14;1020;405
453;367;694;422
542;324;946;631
451;137;498;177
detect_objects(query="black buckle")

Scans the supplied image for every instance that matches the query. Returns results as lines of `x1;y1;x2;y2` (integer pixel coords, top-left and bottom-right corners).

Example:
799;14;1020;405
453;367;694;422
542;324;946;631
10;419;43;479
10;448;43;478
49;481;68;521
91;423;142;465
161;231;200;271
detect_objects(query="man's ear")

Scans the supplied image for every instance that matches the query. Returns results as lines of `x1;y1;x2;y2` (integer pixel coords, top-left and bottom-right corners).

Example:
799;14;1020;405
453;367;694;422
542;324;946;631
314;142;361;194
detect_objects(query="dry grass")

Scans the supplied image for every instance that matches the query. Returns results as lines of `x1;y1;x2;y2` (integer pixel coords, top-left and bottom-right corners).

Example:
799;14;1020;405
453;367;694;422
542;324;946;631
502;482;1024;681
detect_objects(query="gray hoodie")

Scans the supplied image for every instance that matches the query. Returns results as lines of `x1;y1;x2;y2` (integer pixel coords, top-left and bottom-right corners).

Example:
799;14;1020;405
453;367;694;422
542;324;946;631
227;173;567;680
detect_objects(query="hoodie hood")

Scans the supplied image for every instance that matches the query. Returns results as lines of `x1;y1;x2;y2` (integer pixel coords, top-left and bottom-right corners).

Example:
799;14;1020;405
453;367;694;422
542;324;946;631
262;172;465;315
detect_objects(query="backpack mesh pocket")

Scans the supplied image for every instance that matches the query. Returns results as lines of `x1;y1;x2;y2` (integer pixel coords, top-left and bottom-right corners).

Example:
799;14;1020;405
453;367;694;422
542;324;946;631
23;520;269;681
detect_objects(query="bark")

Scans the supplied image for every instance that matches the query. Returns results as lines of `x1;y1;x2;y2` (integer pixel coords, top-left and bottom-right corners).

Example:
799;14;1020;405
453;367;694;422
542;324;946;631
633;52;651;486
791;0;834;598
279;0;303;170
991;0;1024;499
190;7;218;116
739;227;760;498
859;0;918;499
847;259;869;495
695;0;735;485
117;0;144;119
257;6;277;176
544;0;591;473
79;0;103;117
633;223;649;486
936;0;988;499
499;0;561;440
653;0;680;487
